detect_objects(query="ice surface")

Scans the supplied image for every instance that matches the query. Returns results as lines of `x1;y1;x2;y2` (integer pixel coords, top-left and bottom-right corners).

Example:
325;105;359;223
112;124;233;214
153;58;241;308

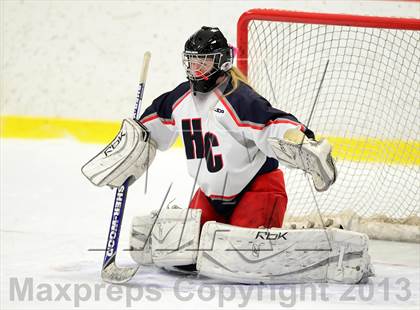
1;138;419;309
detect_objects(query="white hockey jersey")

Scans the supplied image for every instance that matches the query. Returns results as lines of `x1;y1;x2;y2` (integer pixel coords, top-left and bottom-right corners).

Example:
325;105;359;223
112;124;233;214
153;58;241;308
139;78;313;203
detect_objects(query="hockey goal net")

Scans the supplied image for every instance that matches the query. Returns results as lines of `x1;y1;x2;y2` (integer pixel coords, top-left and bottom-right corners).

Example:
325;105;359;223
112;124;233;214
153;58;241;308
237;9;420;242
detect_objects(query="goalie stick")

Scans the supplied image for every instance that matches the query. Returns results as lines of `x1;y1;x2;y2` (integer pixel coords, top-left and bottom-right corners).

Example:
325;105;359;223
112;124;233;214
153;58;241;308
101;51;151;284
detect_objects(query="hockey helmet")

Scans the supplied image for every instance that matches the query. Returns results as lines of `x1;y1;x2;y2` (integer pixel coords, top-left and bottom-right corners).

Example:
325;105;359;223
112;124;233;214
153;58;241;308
183;26;233;93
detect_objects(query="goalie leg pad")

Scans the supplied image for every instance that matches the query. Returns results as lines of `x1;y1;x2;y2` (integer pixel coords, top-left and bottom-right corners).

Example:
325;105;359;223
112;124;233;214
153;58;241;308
129;213;155;265
151;208;202;267
130;208;202;267
196;222;372;284
81;118;156;188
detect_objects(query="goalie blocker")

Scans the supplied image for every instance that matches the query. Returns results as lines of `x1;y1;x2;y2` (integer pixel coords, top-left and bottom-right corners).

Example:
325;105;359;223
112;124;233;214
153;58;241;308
81;118;157;188
130;208;373;284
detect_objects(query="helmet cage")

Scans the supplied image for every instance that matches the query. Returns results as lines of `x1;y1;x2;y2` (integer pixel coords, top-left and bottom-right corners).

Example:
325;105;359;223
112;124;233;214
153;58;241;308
182;52;223;81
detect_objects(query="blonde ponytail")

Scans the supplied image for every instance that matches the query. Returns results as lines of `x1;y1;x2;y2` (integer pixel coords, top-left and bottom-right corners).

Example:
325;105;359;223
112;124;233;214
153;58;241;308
225;66;253;96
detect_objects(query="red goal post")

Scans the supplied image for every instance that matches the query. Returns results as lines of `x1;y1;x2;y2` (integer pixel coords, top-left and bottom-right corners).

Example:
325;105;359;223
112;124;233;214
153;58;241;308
236;9;420;242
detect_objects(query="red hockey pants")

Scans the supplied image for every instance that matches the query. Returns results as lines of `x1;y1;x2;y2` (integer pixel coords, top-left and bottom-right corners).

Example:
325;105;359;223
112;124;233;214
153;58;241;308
188;169;287;228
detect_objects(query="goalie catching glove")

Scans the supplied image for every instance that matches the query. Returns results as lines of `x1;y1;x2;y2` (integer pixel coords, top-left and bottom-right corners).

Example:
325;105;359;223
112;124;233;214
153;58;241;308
268;127;337;192
81;118;157;188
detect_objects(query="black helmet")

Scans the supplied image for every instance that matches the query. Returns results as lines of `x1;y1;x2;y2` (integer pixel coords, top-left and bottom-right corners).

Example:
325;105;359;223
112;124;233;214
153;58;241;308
183;26;233;93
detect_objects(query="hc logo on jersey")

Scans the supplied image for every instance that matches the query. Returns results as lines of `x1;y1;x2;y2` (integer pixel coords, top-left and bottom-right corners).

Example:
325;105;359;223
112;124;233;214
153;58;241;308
181;118;223;173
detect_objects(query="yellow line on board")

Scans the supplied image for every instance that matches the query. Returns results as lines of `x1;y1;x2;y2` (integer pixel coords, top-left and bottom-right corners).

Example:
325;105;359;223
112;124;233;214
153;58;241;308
0;115;185;147
1;115;121;144
325;136;419;166
1;115;418;165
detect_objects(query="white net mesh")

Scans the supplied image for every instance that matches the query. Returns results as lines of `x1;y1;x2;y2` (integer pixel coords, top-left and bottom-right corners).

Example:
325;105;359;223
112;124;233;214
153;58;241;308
242;15;419;226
